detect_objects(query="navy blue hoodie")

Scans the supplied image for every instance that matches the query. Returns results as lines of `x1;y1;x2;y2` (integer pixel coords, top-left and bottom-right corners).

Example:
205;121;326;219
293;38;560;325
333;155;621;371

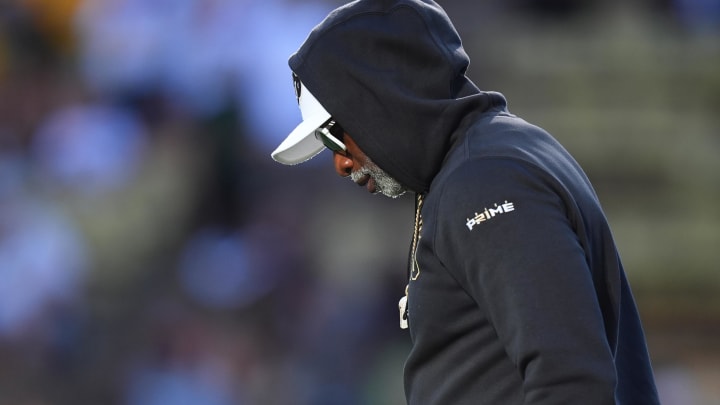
289;1;660;403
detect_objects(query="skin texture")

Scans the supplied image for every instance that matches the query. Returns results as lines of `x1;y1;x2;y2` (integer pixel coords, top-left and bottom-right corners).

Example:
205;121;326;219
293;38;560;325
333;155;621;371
332;133;407;198
332;134;368;183
331;133;362;174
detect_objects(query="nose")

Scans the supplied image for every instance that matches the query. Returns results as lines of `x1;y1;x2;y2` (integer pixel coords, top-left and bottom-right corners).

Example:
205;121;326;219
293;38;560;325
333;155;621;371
333;152;353;177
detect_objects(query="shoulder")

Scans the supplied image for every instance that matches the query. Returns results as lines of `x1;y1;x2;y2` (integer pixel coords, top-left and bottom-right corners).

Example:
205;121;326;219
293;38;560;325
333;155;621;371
435;156;560;207
425;156;578;245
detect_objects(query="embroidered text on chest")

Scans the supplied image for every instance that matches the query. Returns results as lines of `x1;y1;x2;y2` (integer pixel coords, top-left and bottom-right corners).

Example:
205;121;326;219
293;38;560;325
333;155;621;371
465;201;515;230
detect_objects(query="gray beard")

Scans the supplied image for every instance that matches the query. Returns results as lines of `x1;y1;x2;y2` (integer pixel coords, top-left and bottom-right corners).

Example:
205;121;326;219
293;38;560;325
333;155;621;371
350;157;408;199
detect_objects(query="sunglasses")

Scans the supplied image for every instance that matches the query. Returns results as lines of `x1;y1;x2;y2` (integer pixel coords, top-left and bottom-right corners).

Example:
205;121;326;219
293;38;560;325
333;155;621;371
315;120;346;154
292;73;347;154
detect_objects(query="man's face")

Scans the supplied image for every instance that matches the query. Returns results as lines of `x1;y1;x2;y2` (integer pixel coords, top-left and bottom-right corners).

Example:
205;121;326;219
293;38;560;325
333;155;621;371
332;134;408;198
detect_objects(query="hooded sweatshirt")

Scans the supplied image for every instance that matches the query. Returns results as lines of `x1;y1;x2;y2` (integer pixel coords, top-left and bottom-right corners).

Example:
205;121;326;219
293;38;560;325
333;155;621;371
289;1;660;404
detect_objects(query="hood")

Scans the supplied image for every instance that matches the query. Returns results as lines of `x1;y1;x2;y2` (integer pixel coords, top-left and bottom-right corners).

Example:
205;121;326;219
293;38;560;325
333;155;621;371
289;0;506;193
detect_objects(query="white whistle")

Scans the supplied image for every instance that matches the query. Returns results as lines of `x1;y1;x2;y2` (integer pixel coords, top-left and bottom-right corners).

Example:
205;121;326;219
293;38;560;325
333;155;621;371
399;295;408;329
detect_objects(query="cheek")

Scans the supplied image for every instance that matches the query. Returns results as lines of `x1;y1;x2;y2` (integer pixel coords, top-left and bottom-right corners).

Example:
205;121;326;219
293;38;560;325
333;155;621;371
346;148;369;168
341;136;372;171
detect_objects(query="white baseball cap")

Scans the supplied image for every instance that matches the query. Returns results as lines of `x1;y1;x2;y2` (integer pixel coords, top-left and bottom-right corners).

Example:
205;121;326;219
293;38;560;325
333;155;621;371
271;81;332;165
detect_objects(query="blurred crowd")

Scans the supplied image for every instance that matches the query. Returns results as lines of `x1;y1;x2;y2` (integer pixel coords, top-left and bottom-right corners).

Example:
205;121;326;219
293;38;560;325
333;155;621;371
1;0;414;403
0;0;718;404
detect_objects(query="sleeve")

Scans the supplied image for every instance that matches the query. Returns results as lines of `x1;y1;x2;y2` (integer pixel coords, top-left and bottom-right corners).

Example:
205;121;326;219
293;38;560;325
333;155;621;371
434;157;617;404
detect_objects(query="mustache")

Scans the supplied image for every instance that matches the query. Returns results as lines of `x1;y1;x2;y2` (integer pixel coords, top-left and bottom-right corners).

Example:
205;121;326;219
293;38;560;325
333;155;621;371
350;167;371;183
349;161;407;199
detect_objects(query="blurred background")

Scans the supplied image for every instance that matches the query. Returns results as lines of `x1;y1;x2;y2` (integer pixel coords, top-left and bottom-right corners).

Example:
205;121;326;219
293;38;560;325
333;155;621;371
0;0;718;404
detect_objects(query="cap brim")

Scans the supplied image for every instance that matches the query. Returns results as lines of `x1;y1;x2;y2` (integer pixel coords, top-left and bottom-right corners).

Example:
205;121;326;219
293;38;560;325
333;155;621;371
272;79;333;165
271;111;330;165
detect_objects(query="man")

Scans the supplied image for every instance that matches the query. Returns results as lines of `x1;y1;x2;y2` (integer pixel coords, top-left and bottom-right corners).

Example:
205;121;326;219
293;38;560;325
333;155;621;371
271;1;660;404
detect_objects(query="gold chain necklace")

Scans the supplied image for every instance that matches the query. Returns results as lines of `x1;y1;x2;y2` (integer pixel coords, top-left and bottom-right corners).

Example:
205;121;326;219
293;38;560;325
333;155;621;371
399;193;424;329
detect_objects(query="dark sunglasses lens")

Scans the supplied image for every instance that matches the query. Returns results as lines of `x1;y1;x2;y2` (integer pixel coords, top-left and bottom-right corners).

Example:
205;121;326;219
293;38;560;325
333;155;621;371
317;130;344;153
329;122;344;139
